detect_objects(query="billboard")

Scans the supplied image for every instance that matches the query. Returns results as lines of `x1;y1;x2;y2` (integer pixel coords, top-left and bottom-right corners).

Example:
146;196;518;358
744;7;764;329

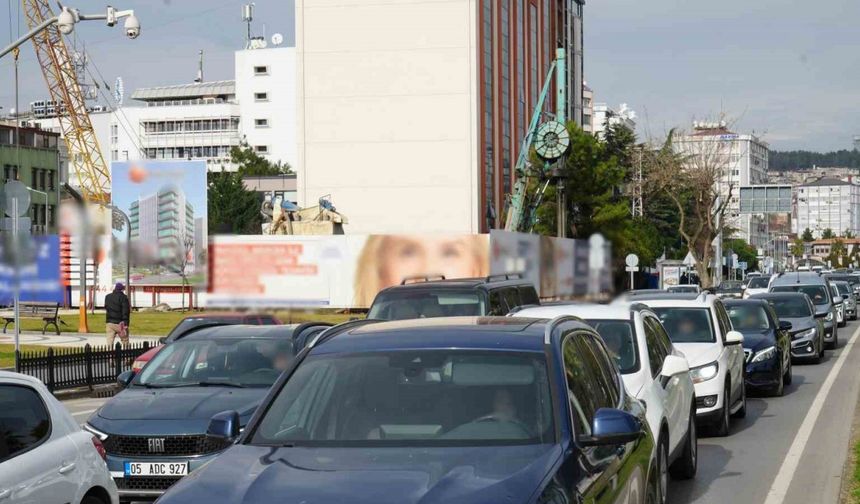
739;185;793;214
111;160;208;287
0;235;64;305
208;231;611;308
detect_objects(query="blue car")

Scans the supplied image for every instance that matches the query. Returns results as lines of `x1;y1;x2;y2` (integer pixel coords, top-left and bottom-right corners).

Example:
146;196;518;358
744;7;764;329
157;317;661;504
84;323;330;503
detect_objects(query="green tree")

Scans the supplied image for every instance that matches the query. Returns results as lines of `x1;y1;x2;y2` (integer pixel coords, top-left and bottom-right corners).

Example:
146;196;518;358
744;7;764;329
790;238;805;258
230;143;293;176
725;238;758;273
828;238;848;268
801;228;814;242
845;230;855;239
822;228;835;239
207;170;262;234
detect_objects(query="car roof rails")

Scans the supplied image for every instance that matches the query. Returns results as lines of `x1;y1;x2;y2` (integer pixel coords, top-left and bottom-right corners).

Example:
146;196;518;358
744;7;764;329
400;274;446;285
485;273;524;282
544;315;585;345
307;318;383;349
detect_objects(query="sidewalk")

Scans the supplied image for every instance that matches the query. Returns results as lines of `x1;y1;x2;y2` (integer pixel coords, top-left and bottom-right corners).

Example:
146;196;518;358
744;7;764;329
0;330;160;348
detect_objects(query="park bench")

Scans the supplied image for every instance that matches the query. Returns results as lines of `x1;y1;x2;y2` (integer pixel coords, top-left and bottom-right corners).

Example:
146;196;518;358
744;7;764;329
1;301;61;335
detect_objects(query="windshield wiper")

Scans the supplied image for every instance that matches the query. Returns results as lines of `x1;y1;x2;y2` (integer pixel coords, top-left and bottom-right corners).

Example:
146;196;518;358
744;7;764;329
196;381;247;388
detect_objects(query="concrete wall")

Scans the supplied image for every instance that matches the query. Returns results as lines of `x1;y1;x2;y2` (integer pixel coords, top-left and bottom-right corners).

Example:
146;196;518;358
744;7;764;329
296;0;480;234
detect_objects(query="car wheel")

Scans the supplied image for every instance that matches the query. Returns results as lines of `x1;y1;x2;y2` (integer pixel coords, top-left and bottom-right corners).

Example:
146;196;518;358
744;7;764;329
732;380;747;419
783;356;792;386
714;387;731;437
82;496;107;504
646;466;660;504
670;401;697;480
772;364;785;397
657;437;669;504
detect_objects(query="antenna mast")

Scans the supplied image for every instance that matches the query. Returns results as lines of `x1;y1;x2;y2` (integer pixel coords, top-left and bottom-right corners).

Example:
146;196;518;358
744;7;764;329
242;3;255;49
195;50;204;83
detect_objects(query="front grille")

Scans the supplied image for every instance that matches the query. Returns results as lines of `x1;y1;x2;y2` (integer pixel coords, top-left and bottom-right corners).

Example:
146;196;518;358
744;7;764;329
103;434;231;457
115;476;181;492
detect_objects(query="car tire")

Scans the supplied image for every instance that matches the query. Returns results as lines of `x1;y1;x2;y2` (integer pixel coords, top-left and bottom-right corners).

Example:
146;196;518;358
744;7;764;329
732;380;747;419
670;401;697;480
714;387;731;437
646;465;660;504
783;356;792;386
657;437;669;504
82;496;107;504
772;366;785;397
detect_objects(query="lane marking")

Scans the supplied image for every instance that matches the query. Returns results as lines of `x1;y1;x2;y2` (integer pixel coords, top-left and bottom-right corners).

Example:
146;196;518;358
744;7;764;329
763;324;860;504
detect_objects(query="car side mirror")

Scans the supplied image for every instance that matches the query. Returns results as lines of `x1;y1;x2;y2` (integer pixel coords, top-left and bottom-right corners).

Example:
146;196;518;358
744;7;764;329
779;320;793;331
579;408;645;447
117;370;135;388
834;297;843;305
741;285;747;290
207;410;240;441
814;311;827;319
158;337;167;344
660;354;690;378
725;330;745;346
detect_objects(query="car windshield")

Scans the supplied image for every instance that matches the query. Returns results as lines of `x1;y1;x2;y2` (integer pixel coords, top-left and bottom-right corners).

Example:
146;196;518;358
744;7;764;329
726;304;770;331
135;338;293;388
849;276;860;286
747;277;770;289
837;283;851;295
368;291;486;319
668;286;698;293
250;351;554;447
719;281;743;291
651;307;715;343
165;317;242;341
586;320;638;374
762;297;813;318
771;285;829;306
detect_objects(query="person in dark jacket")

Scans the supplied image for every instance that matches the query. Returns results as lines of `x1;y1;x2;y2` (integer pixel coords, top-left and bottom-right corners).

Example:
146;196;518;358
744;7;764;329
105;282;131;348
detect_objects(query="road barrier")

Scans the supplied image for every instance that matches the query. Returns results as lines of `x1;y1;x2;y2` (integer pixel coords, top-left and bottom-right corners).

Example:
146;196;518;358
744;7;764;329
15;341;151;393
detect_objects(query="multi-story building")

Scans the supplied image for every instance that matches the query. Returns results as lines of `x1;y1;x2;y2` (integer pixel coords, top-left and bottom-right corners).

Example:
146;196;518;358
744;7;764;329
296;0;586;234
592;102;636;139
796;178;860;238
582;84;594;134
674;122;770;247
131;185;195;264
0;125;62;234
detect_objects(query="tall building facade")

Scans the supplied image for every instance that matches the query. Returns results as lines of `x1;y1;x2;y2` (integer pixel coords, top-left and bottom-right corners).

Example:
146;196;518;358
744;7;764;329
296;0;585;234
0;125;62;234
131;185;195;263
674;123;770;248
796;178;860;238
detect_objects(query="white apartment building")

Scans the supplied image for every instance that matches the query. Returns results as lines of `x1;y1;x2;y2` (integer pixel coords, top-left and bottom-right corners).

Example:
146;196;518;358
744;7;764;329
582;85;594;134
674;123;770;248
28;46;296;174
796;178;860;238
593;102;636;139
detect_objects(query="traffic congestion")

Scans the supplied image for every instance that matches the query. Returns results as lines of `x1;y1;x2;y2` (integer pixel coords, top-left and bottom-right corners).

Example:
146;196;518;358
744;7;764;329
3;270;860;504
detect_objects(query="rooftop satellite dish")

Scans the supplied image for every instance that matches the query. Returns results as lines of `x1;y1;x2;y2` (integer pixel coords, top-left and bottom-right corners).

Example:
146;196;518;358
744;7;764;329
271;33;284;46
114;77;124;105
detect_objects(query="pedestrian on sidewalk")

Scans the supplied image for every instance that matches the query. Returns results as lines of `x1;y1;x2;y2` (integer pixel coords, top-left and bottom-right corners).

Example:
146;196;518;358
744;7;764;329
105;282;131;349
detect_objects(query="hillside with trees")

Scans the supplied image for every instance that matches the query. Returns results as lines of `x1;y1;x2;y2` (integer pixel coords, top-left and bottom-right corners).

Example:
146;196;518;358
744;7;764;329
770;150;860;171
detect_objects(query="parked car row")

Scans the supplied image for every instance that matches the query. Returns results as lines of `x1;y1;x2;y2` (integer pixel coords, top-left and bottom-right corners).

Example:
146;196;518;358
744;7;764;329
1;272;854;504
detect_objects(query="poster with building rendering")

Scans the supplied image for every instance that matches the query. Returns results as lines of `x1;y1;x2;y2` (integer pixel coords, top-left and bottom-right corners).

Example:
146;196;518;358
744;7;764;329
111;160;208;287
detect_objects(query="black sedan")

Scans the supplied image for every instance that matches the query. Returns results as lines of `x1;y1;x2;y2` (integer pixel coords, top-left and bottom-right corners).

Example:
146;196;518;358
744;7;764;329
724;299;793;396
751;292;826;364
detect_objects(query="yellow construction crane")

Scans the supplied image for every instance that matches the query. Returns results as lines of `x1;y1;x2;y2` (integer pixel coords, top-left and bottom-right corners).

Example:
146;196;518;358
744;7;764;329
23;0;111;204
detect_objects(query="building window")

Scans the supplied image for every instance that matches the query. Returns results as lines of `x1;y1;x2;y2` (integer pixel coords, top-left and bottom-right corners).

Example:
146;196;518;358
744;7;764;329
482;0;495;229
111;150;119;161
501;0;512;197
254;92;269;102
254;65;269;75
254;145;269;154
529;4;538;110
4;164;18;181
31;168;39;189
254;118;269;128
516;0;525;144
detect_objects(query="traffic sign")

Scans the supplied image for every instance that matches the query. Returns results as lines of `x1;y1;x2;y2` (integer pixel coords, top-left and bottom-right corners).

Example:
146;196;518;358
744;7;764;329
738;261;748;271
625;266;639;272
625;254;639;268
4;181;30;217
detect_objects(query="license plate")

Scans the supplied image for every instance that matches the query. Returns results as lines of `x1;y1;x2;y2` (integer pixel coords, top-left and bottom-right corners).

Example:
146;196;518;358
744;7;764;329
124;461;189;477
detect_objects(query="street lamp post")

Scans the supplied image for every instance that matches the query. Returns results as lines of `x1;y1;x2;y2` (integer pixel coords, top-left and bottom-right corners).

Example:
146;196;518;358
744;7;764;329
0;5;140;60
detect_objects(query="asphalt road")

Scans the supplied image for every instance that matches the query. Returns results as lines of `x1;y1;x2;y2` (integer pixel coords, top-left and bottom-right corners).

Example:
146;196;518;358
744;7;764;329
670;318;860;504
60;321;860;504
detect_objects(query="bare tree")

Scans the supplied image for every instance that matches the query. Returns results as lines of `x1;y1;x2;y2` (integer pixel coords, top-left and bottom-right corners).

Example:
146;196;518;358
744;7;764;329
165;233;195;311
645;118;746;288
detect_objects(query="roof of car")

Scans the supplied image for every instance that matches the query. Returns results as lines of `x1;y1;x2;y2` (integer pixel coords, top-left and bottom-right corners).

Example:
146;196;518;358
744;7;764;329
308;316;587;355
376;276;533;293
749;292;809;300
515;303;642;321
182;324;304;341
723;298;767;307
624;292;718;308
771;272;828;286
0;370;43;387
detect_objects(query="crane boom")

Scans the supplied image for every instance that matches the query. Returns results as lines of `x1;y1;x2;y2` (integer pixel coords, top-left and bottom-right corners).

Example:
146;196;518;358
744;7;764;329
23;0;111;205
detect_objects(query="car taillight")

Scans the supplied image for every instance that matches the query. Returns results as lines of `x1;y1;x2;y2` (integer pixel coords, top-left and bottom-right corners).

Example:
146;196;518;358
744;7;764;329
91;435;107;462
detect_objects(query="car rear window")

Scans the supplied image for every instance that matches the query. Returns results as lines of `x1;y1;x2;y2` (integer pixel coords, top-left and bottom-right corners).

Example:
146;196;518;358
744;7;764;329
747;277;770;289
369;291;486;320
771;285;829;305
761;296;813;318
651;307;716;343
586;320;638;374
726;304;770;331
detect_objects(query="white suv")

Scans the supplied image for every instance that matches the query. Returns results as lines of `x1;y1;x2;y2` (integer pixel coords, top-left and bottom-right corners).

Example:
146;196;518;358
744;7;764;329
626;292;747;437
513;303;698;489
0;371;118;504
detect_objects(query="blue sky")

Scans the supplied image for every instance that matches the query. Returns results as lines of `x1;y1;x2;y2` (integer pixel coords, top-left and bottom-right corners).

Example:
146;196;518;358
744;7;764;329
110;160;207;240
2;0;859;151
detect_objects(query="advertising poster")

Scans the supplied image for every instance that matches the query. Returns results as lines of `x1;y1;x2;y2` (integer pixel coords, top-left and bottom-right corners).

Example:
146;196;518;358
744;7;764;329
662;266;682;287
111;160;208;287
0;235;64;305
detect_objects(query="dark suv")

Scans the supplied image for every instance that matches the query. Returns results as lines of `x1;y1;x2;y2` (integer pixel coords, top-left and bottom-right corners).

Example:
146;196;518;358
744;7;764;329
367;274;540;320
156;317;661;504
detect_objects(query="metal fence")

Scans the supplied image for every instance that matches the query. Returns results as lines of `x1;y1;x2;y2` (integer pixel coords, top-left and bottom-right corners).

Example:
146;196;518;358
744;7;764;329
15;341;152;393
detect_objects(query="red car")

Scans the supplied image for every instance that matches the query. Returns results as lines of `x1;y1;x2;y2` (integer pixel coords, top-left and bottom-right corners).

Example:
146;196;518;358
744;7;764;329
132;313;282;373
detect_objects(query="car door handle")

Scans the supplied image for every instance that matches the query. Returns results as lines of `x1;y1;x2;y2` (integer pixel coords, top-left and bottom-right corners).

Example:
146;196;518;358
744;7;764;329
58;462;76;475
0;489;10;500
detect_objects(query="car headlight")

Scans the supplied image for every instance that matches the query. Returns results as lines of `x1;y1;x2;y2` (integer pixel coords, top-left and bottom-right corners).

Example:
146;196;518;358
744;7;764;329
751;346;777;363
83;423;109;441
794;328;816;340
690;362;719;384
826;312;834;322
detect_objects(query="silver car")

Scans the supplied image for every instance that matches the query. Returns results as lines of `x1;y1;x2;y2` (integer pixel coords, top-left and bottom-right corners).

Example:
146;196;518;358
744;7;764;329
834;281;857;321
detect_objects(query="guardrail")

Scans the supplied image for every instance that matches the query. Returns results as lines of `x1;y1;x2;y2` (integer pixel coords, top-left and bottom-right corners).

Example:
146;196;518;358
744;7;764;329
15;342;152;393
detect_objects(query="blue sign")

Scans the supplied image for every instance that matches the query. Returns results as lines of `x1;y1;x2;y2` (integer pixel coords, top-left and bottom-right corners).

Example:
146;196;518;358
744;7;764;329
0;235;64;305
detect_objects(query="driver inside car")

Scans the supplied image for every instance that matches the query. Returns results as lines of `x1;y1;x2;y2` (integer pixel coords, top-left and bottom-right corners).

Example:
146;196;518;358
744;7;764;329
485;389;518;423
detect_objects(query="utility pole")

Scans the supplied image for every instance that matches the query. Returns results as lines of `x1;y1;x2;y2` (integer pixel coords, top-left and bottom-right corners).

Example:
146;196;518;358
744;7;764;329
555;47;567;238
